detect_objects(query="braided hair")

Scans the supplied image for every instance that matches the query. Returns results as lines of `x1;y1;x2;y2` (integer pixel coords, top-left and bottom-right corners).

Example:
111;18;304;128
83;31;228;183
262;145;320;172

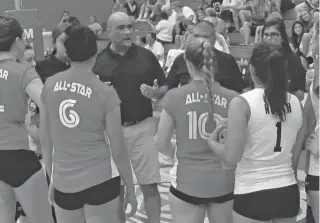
185;38;217;131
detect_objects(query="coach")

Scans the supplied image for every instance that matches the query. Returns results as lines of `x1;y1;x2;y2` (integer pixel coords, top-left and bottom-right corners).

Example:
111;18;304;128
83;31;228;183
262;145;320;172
93;12;166;223
166;20;246;93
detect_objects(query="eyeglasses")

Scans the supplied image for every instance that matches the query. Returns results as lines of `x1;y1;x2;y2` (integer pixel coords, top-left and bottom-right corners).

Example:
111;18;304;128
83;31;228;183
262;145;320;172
263;32;281;39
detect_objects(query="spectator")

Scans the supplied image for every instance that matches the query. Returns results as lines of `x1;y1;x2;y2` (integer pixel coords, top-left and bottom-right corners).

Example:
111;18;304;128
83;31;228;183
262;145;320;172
124;0;139;19
261;17;306;101
241;0;267;45
155;11;174;44
59;11;70;24
290;20;305;55
274;0;297;19
300;18;319;66
93;12;167;223
88;16;103;36
298;10;313;33
220;0;244;32
174;18;194;47
171;1;196;23
149;0;171;20
164;33;191;73
166;20;245;93
295;0;319;23
145;32;165;66
35;23;70;83
204;7;225;34
196;9;206;22
138;0;157;20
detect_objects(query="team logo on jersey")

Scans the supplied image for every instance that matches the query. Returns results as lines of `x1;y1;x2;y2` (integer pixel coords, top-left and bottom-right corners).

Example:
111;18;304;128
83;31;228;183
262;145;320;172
59;99;80;128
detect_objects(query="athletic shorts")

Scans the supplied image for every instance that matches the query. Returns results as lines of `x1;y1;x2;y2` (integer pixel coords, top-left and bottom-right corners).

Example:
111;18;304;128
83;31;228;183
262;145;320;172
54;176;121;211
0;150;42;188
306;174;319;192
170;186;233;205
123;117;161;185
233;184;300;221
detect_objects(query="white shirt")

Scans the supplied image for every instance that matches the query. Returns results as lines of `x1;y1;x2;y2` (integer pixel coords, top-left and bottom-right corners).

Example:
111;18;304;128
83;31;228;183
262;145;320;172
214;33;230;54
235;89;303;194
164;49;184;74
168;10;177;25
155;19;174;42
145;41;165;66
182;6;196;23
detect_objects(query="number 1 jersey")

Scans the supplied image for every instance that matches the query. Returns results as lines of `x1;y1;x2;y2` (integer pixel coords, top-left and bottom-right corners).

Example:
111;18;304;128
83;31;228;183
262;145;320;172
235;88;303;194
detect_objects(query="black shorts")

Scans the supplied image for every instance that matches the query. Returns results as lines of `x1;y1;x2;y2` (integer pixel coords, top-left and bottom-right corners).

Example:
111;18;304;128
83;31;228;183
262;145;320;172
306;174;319;192
0;150;42;188
170;186;233;205
54;176;121;210
233;184;300;221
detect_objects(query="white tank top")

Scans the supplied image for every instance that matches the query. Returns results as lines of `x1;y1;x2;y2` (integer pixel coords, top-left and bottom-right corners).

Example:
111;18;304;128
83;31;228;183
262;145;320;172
308;82;319;176
235;89;303;194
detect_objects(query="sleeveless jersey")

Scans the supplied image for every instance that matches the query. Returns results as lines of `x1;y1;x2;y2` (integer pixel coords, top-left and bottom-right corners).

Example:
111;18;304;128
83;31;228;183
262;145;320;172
0;59;39;151
41;67;120;193
163;80;238;198
308;82;319;176
235;88;303;194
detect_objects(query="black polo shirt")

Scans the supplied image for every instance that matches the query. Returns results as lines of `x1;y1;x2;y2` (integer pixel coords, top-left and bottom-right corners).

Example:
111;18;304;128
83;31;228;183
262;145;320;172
166;48;245;93
286;53;306;93
93;43;166;124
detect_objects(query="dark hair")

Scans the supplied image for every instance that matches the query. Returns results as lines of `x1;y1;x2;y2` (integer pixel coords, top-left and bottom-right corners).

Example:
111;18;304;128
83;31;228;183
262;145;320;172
291;20;304;49
159;11;168;20
185;37;217;130
64;25;97;62
250;43;289;121
25;43;33;50
68;16;81;26
262;17;293;55
140;36;146;44
148;32;156;40
0;17;23;52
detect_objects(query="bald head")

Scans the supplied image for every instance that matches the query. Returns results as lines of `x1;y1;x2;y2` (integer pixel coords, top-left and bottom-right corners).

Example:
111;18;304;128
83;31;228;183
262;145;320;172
107;12;131;30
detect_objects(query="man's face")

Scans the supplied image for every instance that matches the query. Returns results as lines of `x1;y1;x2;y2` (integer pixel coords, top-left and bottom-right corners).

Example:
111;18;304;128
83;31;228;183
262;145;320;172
192;24;216;45
24;49;36;65
109;15;133;48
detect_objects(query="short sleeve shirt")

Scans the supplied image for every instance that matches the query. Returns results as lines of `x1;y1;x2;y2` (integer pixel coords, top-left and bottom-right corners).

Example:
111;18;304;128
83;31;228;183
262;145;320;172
41;68;120;192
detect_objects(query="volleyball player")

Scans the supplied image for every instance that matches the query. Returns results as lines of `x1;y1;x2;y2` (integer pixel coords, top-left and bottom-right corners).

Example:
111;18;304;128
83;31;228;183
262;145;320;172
40;25;137;223
208;43;304;223
0;17;55;223
156;37;238;223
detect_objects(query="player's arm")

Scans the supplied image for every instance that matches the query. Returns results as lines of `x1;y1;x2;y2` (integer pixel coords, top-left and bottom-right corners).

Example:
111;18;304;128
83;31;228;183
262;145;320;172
156;109;175;158
291;96;315;173
105;105;135;196
208;96;249;165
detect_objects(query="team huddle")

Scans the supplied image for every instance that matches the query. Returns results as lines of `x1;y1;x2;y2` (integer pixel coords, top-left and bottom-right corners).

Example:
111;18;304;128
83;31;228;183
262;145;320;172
0;9;319;223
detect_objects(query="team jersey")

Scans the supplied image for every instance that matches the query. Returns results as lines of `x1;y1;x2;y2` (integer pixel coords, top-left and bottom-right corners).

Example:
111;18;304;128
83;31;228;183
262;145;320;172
0;58;39;151
163;80;238;198
41;67;120;193
235;88;303;194
308;82;319;176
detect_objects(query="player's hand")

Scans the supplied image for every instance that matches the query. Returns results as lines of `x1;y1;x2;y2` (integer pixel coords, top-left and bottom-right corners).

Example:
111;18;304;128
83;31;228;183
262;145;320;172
123;188;138;218
48;183;54;206
140;79;161;99
208;125;224;143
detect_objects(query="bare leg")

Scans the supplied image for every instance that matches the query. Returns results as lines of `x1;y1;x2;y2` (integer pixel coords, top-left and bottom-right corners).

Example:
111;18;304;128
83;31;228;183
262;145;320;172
139;184;161;223
0;181;16;223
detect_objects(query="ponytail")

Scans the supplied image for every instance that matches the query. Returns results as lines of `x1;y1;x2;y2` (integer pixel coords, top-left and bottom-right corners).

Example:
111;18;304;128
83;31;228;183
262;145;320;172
264;49;288;121
202;41;217;131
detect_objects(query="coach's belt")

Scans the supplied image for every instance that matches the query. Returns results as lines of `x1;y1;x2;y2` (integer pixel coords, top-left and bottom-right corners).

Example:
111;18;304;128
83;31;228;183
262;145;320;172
122;120;141;127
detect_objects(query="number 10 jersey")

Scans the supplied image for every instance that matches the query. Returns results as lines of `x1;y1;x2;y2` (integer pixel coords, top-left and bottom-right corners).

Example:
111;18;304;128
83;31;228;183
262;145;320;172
235;88;303;194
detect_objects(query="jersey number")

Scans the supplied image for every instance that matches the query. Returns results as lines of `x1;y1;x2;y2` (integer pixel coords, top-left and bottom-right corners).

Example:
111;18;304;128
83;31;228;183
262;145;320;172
0;92;3;113
187;111;223;140
274;122;282;152
59;99;80;128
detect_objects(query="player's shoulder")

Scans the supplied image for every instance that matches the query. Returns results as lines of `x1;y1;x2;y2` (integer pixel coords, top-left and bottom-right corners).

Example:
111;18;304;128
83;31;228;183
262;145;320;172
3;60;32;76
215;84;239;98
